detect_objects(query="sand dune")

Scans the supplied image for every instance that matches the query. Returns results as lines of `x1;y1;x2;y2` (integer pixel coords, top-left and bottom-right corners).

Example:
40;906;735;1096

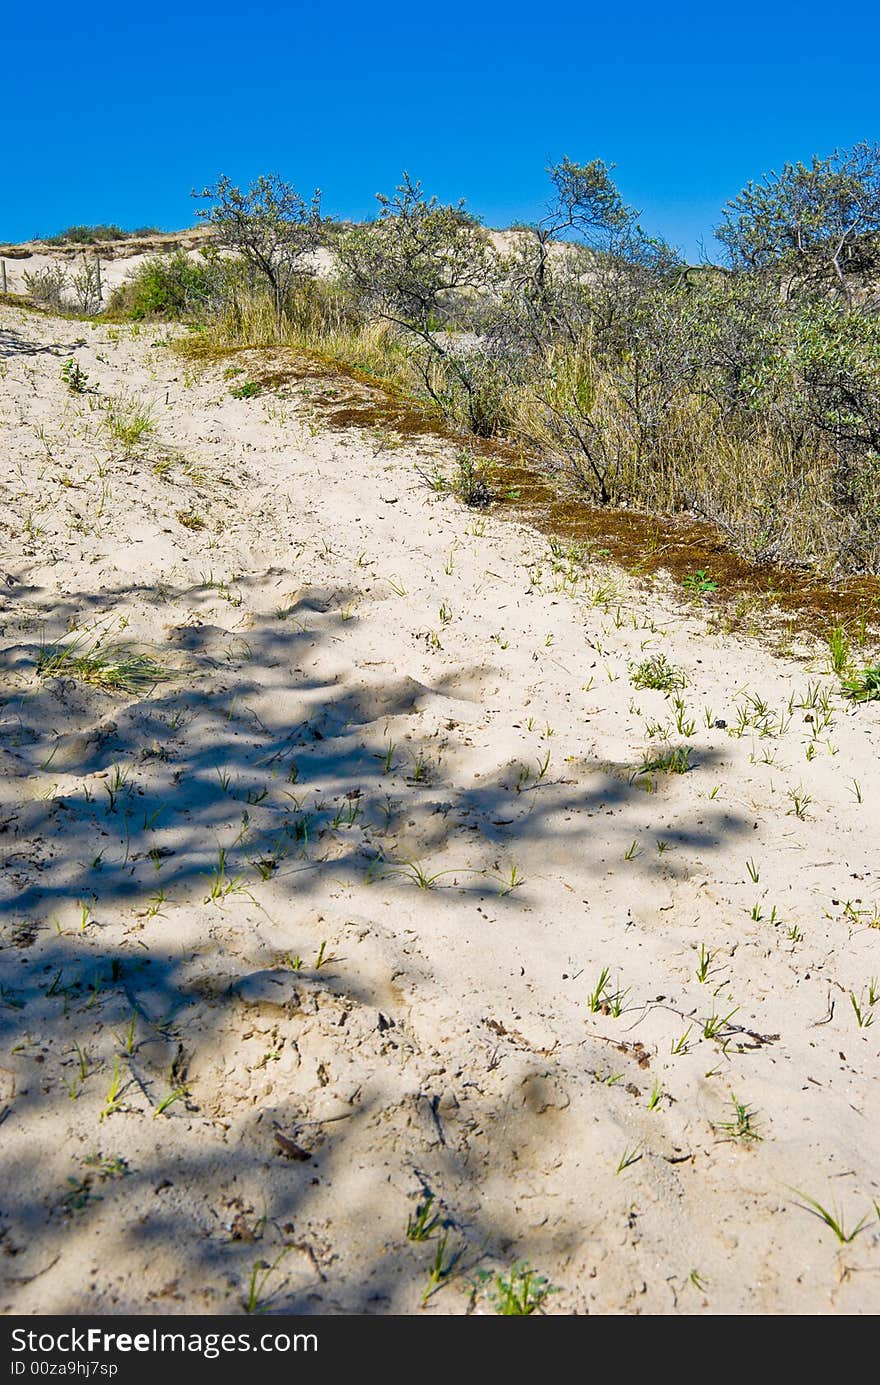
0;299;878;1315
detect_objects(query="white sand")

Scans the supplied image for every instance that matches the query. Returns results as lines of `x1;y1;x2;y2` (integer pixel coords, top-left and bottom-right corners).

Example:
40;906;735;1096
0;297;878;1315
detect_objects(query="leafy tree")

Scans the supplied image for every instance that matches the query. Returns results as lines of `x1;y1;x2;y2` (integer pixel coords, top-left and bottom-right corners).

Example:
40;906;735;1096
715;143;880;301
337;174;503;433
194;174;325;337
337;173;492;335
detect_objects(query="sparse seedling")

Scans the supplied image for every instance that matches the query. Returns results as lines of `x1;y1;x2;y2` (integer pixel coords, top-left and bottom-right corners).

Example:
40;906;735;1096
61;358;88;393
587;967;611;1013
616;1145;643;1173
314;940;338;969
790;1190;871;1244
421;1232;457;1306
243;1249;290;1314
849;991;874;1028
673;1024;695;1052
478;1262;557;1315
497;863;525;897
703;1008;739;1040
99;1057;126;1121
717;1095;761;1142
683;569;717;594
406;1193;440;1242
786;786;813;819
154;1086;187;1116
383;858;454;890
695;943;714;983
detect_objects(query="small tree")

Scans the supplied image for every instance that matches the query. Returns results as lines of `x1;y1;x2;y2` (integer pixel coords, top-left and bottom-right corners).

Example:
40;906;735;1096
337;172;492;336
715;143;880;302
194;174;325;337
337;174;504;433
517;157;636;313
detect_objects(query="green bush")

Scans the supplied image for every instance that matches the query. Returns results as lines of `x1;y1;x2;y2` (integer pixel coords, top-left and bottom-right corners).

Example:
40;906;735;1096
109;251;223;320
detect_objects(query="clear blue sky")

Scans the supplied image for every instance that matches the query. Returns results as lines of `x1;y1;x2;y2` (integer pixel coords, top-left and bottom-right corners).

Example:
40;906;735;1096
3;1;877;260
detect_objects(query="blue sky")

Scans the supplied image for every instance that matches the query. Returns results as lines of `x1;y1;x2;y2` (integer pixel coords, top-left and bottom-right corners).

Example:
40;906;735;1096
3;2;877;259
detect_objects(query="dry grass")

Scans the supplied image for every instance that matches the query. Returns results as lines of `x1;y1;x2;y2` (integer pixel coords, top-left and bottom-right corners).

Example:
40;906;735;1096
173;281;880;578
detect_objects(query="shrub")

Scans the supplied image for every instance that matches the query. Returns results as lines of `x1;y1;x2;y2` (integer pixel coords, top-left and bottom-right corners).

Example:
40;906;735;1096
109;251;223;320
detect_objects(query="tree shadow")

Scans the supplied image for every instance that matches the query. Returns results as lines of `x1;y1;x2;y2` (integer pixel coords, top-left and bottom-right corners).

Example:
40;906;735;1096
0;326;85;359
0;573;752;1313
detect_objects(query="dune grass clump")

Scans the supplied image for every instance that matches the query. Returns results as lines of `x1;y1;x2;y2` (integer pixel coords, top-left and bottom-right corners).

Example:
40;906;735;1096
630;654;687;692
633;744;693;780
104;393;155;447
37;631;170;693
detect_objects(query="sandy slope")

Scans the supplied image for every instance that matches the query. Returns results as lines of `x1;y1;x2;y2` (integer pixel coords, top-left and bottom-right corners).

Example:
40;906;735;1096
0;301;878;1316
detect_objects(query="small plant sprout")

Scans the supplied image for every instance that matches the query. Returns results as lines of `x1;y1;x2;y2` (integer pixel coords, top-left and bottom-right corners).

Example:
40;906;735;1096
314;940;338;969
624;840;641;861
99;1057;126;1121
671;1026;693;1055
421;1231;457;1306
243;1249;290;1314
120;1011;137;1055
683;569;717;594
383;859;455;890
717;1095;762;1142
703;1008;739;1040
786;786;813;819
204;845;250;903
61;358;89;392
790;1190;872;1244
616;1145;643;1173
746;858;760;883
695;943;714;983
154;1085;188;1117
849;779;863;804
849;991;874;1028
587;967;611;1013
608;982;630;1018
479;1262;558;1315
648;1079;663;1111
406;1193;440;1242
497;863;525;897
